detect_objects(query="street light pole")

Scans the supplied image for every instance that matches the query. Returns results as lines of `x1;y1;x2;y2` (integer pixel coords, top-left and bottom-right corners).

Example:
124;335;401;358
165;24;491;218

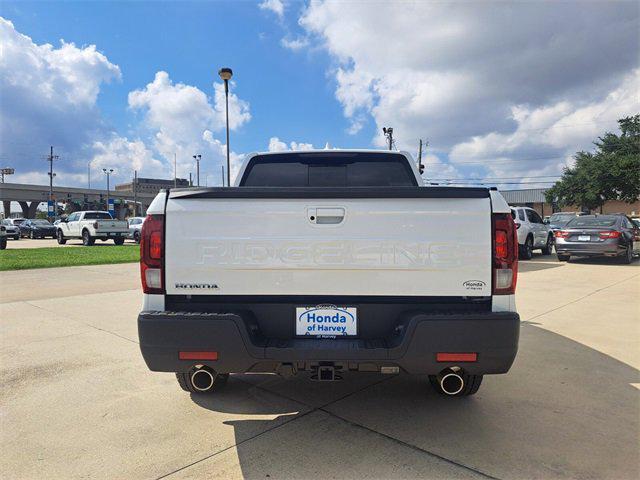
103;168;114;211
218;67;233;187
193;154;201;186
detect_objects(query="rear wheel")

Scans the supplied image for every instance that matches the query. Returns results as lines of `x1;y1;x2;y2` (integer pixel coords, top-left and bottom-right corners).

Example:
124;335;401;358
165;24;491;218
133;231;141;244
621;243;633;264
541;234;553;255
13;234;19;240
520;236;533;260
557;254;571;262
82;229;95;246
429;373;483;397
0;237;7;249
176;368;229;394
56;230;66;245
113;237;125;245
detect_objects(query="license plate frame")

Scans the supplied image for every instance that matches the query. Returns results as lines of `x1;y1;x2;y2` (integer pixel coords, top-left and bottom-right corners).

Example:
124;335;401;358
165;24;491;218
296;306;357;337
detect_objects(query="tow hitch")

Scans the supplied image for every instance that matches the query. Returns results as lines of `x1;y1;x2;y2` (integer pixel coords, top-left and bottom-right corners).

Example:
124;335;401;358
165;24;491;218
312;365;341;381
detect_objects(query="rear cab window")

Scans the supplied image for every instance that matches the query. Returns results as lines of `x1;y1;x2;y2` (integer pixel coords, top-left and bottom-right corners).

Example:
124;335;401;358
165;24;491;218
84;212;113;220
239;152;418;187
566;216;618;228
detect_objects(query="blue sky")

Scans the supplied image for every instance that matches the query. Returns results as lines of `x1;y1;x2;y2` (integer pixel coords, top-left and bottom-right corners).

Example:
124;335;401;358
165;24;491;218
1;1;638;189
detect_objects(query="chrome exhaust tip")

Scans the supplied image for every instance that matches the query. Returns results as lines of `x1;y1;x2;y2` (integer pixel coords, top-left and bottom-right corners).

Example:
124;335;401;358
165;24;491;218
438;367;465;395
190;367;216;392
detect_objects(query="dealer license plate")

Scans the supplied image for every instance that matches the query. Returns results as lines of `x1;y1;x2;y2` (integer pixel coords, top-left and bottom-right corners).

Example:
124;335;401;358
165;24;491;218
578;235;591;241
296;306;357;337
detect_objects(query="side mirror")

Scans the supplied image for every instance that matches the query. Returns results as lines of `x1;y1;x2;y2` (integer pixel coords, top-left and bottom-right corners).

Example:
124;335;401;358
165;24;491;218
543;219;549;224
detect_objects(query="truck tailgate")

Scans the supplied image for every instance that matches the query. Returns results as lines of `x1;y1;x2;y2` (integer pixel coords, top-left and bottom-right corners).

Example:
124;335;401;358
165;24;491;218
95;220;128;232
164;188;492;297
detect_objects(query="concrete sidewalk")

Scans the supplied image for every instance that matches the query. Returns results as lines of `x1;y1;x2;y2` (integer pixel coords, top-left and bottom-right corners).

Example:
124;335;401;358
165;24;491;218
1;255;638;479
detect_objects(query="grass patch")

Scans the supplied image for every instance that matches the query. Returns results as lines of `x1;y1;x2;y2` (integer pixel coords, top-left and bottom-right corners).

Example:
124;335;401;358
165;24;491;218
0;245;140;271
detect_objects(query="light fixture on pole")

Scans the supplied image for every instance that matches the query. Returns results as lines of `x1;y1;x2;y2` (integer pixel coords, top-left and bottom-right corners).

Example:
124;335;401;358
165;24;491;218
218;67;233;187
102;168;114;210
193;154;202;186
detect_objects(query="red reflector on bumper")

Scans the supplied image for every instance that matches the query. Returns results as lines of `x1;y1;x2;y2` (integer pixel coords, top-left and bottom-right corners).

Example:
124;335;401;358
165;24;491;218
436;352;477;362
179;351;218;360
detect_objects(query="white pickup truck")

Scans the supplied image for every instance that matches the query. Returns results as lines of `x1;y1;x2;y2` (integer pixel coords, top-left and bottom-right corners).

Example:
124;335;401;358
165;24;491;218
138;150;520;397
56;211;129;246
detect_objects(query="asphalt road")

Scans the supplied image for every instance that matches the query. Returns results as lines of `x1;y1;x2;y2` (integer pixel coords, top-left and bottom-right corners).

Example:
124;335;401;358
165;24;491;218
0;255;638;479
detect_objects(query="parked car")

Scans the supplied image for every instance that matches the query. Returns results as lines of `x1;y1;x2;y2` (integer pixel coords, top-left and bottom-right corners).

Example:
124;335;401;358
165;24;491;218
19;219;57;239
1;219;20;240
0;224;7;249
631;218;640;229
56;211;129;246
127;217;145;243
138;150;520;398
555;215;639;263
510;206;553;259
546;212;581;234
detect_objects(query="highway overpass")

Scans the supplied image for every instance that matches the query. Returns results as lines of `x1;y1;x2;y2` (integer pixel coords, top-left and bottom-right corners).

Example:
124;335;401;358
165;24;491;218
0;182;157;219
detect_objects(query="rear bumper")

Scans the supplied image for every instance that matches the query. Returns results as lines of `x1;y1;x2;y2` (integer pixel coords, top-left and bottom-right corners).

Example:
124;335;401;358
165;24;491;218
555;240;623;256
138;310;520;375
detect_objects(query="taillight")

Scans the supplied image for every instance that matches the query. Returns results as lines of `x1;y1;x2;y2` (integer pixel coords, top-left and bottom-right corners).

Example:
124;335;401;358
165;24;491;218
492;213;518;295
599;231;621;239
555;230;570;238
140;214;164;294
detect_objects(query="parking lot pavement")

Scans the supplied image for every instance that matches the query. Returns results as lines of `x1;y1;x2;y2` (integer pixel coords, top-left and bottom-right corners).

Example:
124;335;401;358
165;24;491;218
1;255;638;479
2;237;138;248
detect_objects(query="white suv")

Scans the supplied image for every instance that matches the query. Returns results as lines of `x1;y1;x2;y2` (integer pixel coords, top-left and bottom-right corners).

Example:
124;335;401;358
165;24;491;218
510;207;553;259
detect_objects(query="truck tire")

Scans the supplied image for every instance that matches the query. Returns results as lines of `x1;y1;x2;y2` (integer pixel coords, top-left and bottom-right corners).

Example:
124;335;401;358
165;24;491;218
0;237;6;250
541;234;553;255
133;231;141;244
82;229;95;246
519;236;533;260
176;369;228;394
429;373;483;397
113;237;125;246
56;230;66;245
14;234;19;240
557;254;570;262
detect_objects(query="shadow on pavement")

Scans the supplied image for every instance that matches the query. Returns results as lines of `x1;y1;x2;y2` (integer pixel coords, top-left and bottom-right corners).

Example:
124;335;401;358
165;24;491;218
187;324;640;479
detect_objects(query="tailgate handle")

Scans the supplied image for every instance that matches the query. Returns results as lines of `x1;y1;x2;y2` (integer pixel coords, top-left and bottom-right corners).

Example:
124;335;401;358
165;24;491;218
308;207;345;224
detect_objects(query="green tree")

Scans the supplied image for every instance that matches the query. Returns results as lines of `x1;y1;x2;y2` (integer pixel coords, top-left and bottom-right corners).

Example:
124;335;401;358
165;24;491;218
546;115;640;211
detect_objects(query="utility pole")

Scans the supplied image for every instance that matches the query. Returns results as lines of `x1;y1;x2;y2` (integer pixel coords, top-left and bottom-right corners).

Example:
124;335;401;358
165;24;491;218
46;146;59;221
383;127;394;150
189;172;192;186
221;165;225;187
103;168;114;212
193;154;201;186
88;161;91;189
174;153;177;188
417;139;426;176
133;170;138;216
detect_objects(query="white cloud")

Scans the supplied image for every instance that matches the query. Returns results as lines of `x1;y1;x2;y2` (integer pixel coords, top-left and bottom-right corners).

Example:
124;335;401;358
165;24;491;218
267;137;315;152
128;71;251;184
259;0;285;19
281;36;310;51
0;17;121;177
90;135;167;179
294;1;639;185
449;70;640;182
